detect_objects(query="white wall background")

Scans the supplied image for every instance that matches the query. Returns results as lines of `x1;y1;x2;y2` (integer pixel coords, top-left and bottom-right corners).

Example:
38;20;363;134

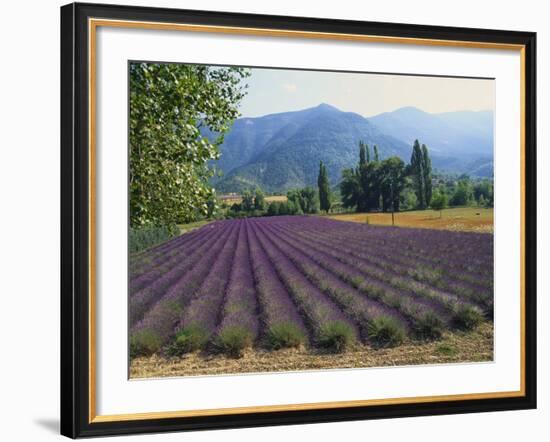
0;0;546;440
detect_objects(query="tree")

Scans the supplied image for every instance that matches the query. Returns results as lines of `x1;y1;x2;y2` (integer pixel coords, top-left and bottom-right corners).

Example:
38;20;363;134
408;140;432;209
364;161;382;211
253;188;266;211
341;143;383;213
357;142;369;211
450;179;474;206
300;187;318;213
431;191;448;218
342;141;431;215
402;189;418;210
359;141;367;167
473;179;493;207
318;161;332;213
205;195;218;218
278;200;299;215
287;187;318;214
241;190;254;212
421;144;432;206
277;201;288;215
267;201;279;216
286;200;299;215
129;62;249;227
410;139;426;208
357;142;382;212
379;157;406;214
478;194;486;208
340;168;361;210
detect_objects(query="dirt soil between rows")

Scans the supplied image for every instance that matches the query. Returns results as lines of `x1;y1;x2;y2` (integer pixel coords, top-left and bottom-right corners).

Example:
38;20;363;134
130;322;493;379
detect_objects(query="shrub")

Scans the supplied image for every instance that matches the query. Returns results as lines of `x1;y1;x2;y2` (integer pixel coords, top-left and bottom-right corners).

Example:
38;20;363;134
436;343;458;356
129;224;179;253
130;330;162;358
414;312;444;340
360;283;385;300
349;275;363;289
367;316;406;348
385;293;402;309
266;322;306;350
318;321;355;353
165;325;209;356
267;202;280;216
452;304;484;330
215;325;254;358
408;267;443;285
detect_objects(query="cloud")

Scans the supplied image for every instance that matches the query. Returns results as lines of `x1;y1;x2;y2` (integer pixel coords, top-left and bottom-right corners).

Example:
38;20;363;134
282;83;297;93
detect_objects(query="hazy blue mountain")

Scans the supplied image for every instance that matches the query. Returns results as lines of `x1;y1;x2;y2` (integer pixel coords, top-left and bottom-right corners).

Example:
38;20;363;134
215;104;410;193
368;107;494;173
436;110;493;141
204;108;318;176
212;104;494;193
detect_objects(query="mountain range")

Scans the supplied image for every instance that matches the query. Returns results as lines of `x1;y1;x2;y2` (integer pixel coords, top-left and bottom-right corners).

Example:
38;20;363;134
208;103;494;193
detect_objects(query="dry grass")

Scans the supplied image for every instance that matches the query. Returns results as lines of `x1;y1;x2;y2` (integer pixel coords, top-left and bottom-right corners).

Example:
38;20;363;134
130;322;493;379
176;220;213;235
218;195;288;205
266;195;288;203
327;207;493;233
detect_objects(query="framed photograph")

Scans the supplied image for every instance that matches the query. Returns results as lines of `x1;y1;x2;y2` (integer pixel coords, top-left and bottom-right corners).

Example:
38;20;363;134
60;2;537;438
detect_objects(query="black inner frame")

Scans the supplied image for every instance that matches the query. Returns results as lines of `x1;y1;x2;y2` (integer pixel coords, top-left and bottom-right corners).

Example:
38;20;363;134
61;2;537;438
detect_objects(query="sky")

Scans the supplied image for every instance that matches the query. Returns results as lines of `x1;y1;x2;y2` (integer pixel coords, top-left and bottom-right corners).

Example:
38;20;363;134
237;67;495;118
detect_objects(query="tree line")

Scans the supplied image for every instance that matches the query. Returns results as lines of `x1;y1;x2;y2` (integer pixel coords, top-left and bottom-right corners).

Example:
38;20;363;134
228;140;427;220
225;139;493;221
226;187;319;218
338;140;433;214
336;140;493;215
431;173;493;215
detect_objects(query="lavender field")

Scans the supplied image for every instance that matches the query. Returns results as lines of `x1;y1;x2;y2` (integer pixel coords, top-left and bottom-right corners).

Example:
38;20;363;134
129;216;493;362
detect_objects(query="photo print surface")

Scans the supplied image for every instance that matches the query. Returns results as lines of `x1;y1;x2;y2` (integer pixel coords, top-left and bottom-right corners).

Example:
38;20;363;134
128;62;495;379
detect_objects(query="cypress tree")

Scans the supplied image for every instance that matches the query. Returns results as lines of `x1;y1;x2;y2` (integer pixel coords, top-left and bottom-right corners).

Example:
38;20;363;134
372;146;381;209
318;161;331;213
410;139;426;208
359;141;367;167
358;143;369;212
357;143;383;212
373;145;380;162
421;144;432;206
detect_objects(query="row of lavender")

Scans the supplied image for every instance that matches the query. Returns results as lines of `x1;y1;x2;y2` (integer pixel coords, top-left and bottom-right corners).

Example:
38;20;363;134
129;216;493;357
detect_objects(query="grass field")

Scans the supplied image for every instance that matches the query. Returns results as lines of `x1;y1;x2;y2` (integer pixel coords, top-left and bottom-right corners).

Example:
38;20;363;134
266;195;288;203
327;207;493;233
